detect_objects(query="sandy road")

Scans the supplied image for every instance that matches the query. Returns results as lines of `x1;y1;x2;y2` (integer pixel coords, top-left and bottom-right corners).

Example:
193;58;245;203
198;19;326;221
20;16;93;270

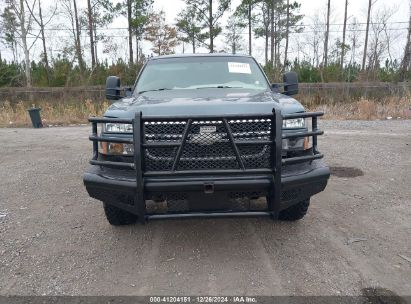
0;120;410;296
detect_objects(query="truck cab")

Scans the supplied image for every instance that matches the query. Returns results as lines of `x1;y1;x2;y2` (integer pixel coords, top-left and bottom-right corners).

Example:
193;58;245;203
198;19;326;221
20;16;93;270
83;54;330;225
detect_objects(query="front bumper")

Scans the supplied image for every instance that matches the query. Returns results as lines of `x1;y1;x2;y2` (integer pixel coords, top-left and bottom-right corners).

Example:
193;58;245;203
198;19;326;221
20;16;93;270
83;159;330;216
85;111;329;220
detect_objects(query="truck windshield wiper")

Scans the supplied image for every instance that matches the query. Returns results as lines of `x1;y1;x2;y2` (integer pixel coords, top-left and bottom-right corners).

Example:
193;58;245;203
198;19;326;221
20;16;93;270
138;88;173;94
195;86;244;89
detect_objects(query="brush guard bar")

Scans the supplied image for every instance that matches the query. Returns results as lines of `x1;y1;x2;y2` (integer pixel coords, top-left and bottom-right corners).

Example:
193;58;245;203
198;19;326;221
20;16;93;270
88;110;324;220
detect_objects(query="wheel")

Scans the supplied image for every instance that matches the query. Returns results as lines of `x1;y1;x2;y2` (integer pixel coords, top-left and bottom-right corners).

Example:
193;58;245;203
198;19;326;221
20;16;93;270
103;203;137;226
278;199;310;221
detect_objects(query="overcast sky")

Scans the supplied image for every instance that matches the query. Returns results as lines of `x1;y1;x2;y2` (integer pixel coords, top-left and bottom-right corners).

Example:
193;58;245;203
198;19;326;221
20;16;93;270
153;0;410;60
154;0;410;23
1;0;410;64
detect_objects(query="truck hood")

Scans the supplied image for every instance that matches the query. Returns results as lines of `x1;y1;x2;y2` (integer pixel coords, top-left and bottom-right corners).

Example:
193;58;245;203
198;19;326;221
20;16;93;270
105;89;305;118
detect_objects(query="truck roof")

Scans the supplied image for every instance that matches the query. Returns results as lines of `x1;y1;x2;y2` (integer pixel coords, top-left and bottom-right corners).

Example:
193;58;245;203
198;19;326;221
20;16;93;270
150;53;253;61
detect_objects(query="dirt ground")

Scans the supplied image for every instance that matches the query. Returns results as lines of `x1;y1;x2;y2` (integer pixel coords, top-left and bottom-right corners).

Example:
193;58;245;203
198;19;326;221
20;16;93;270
0;120;410;296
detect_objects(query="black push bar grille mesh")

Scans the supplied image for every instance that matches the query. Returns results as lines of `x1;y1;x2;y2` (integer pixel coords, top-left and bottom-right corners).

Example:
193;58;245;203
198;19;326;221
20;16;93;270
144;121;186;142
143;119;271;171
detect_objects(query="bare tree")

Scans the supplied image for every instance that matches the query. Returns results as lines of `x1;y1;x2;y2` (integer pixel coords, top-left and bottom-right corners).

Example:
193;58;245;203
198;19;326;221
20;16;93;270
60;0;85;75
340;0;348;69
323;0;330;67
400;2;411;80
102;36;119;63
86;0;95;68
6;0;39;87
72;0;84;73
87;0;118;65
367;7;396;75
362;0;376;70
25;0;57;85
347;18;360;63
19;0;31;86
307;13;324;68
344;18;360;81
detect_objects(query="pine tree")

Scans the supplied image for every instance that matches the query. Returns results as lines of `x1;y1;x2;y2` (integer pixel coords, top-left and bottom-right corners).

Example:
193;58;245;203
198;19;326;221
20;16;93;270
235;0;256;55
176;6;204;53
184;0;231;53
224;14;245;54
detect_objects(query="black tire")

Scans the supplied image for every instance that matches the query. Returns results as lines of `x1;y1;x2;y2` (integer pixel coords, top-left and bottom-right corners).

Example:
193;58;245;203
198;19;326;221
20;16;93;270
103;203;137;226
278;199;310;221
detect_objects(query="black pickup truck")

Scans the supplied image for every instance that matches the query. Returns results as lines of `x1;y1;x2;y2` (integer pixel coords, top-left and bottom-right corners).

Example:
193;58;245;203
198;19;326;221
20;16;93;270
83;54;330;225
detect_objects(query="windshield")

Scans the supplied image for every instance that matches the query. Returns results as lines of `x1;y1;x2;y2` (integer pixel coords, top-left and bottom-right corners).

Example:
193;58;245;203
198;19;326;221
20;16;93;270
135;56;270;94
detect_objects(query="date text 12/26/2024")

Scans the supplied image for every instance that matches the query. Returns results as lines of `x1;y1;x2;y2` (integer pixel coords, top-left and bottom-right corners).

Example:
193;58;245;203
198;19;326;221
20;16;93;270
149;296;257;303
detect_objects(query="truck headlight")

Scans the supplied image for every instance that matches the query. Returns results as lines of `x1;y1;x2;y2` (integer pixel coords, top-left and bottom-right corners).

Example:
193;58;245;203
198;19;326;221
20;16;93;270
100;123;134;155
104;123;133;133
282;118;309;151
282;118;305;129
101;142;134;155
282;137;308;151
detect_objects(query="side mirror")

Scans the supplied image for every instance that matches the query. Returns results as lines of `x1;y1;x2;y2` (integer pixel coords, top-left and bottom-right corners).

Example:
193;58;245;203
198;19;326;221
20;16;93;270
283;71;299;96
106;76;121;100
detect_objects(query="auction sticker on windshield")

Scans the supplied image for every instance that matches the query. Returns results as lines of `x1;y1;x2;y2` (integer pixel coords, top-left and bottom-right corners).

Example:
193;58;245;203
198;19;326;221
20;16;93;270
228;62;251;74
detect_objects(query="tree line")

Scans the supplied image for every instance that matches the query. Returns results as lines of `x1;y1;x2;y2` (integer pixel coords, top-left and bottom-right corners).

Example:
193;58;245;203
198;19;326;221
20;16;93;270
0;0;410;88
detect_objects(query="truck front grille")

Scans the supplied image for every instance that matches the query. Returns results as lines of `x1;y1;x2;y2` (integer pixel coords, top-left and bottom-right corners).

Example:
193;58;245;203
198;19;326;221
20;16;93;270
143;119;272;172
